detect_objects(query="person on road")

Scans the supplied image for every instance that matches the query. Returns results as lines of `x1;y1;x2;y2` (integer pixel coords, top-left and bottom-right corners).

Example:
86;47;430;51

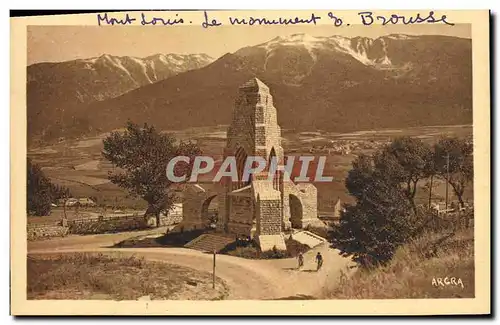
315;252;323;271
297;252;304;269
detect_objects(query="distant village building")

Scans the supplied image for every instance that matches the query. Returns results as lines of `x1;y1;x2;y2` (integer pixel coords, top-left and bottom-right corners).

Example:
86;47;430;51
333;197;345;219
61;198;78;207
430;201;460;215
318;197;345;224
77;197;97;207
56;197;96;207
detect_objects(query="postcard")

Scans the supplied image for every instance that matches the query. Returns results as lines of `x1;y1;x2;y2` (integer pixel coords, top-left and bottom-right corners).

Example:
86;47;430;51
10;9;490;315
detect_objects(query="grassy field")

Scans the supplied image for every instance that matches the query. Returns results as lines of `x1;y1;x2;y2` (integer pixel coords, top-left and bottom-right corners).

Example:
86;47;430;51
27;124;473;216
27;252;228;300
326;228;474;299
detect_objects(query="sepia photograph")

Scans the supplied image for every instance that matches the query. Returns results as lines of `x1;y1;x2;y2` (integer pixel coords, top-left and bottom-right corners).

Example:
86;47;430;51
10;10;491;316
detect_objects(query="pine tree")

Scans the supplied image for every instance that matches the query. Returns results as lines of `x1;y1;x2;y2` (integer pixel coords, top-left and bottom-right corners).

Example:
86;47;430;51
332;153;415;266
27;158;52;216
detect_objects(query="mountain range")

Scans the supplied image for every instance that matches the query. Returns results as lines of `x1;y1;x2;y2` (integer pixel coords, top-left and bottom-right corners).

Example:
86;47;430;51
27;33;472;144
27;53;213;142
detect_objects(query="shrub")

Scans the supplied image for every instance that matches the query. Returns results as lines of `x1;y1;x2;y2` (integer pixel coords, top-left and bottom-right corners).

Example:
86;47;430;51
260;245;288;259
224;246;260;259
220;238;260;259
221;238;309;259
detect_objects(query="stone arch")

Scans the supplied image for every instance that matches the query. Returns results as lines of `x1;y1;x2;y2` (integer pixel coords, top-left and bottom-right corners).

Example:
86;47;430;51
268;147;280;190
201;195;218;229
269;146;277;162
289;194;303;229
235;146;249;188
181;184;219;231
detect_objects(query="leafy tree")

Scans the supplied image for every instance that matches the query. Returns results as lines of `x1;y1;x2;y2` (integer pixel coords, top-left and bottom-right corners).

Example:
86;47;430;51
27;158;70;216
434;137;473;208
102;121;201;226
333;153;416;266
374;137;431;214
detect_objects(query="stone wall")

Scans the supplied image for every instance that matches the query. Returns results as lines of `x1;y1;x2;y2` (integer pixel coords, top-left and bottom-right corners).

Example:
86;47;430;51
144;214;184;227
226;196;254;236
160;214;183;226
68;214;183;234
257;198;282;235
226;221;253;237
27;223;69;241
27;213;184;240
68;214;149;234
296;184;319;228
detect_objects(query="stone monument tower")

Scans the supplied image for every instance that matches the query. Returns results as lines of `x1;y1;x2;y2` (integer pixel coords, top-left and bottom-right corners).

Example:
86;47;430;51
216;78;285;239
182;77;321;252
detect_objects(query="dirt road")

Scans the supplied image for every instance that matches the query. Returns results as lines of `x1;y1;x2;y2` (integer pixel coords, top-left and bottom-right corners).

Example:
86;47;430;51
28;231;355;300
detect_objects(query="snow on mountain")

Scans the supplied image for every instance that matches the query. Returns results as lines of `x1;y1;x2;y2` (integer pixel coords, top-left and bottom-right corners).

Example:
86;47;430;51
74;53;214;84
262;34;325;54
248;33;396;68
385;34;418;40
28;52;214;105
27;52;214;141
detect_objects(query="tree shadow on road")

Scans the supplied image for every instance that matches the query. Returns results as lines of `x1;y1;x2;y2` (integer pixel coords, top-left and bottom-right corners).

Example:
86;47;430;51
272;294;316;300
282;267;319;272
110;229;205;249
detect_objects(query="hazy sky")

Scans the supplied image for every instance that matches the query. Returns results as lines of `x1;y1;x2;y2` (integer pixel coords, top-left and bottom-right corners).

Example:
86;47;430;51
27;24;471;65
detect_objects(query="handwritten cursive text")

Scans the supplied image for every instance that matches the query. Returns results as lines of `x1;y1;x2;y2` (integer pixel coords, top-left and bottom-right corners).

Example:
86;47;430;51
202;11;222;28
141;13;184;26
97;13;136;26
228;12;321;26
358;11;454;26
96;11;456;28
